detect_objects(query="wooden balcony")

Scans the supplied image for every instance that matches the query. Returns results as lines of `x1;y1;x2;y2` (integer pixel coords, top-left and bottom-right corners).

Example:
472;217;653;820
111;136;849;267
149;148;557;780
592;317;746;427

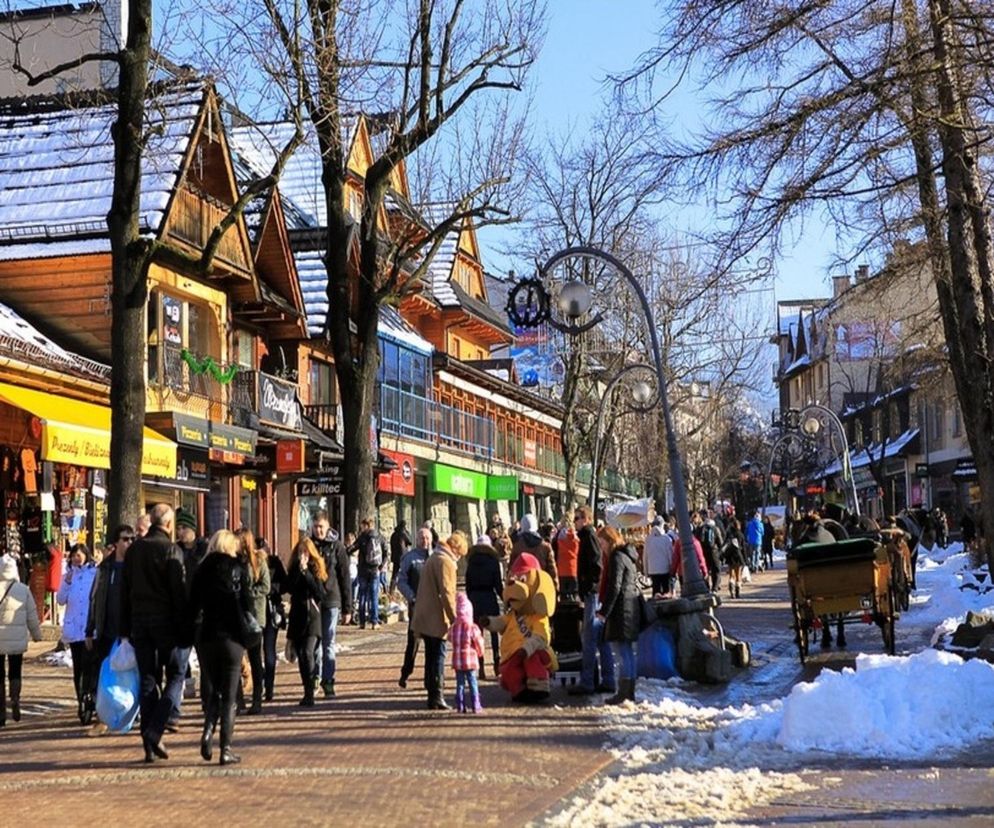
165;187;250;274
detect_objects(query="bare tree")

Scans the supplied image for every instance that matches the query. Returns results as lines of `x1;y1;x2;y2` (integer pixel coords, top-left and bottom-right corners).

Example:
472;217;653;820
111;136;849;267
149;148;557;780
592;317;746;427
621;0;994;567
194;0;544;532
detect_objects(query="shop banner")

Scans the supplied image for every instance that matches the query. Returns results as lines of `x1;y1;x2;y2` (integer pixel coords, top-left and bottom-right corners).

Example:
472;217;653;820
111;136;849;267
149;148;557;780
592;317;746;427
172;413;210;448
486;475;518;501
431;463;486;499
209;423;257;457
259;373;303;430
43;423;175;477
523;439;537;468
178;449;209;482
378;449;415;497
297;465;343;497
276;439;306;473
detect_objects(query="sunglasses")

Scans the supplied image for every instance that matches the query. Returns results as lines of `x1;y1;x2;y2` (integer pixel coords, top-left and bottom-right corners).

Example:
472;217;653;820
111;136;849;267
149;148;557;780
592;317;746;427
120;536;135;542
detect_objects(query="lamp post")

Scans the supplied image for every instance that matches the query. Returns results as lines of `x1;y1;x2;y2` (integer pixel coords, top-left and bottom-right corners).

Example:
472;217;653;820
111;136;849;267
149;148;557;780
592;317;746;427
507;245;709;598
798;404;860;517
589;364;657;512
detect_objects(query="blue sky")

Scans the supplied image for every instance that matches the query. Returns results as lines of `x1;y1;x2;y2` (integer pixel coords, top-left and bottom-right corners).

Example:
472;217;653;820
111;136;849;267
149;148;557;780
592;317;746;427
479;0;847;308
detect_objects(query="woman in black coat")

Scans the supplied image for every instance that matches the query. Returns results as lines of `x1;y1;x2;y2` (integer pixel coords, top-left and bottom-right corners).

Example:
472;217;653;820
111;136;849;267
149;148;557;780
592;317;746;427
259;536;288;702
189;530;255;766
722;519;748;599
464;537;503;677
597;535;641;706
286;538;327;707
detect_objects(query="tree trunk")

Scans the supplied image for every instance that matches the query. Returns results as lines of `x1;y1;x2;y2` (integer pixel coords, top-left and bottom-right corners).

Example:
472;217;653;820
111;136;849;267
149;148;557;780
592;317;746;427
107;0;152;532
926;0;994;569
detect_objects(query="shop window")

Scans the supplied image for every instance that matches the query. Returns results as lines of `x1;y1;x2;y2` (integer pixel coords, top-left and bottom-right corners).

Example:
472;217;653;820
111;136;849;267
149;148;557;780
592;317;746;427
148;289;219;387
308;359;337;406
234;329;254;368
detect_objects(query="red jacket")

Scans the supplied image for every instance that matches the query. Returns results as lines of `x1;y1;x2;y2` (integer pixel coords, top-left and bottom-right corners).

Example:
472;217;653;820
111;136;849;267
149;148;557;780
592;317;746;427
672;536;708;580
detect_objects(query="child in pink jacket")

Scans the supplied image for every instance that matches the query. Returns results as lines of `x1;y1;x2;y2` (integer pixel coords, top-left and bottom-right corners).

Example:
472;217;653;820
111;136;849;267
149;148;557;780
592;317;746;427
448;593;485;713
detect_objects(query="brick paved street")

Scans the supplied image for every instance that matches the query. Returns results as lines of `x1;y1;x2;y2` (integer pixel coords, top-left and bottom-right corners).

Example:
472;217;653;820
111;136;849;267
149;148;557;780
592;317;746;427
6;573;994;827
0;623;611;827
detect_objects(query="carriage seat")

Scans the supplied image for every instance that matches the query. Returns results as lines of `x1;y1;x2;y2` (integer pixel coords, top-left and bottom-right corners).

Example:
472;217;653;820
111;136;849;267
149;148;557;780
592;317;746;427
792;537;879;570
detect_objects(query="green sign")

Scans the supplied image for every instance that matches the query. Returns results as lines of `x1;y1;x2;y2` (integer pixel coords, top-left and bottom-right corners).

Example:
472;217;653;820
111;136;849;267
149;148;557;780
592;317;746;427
431;463;487;499
487;475;519;500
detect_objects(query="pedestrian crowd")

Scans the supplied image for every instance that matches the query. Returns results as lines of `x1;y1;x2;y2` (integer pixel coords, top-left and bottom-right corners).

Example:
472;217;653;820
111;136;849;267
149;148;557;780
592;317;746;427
0;502;788;762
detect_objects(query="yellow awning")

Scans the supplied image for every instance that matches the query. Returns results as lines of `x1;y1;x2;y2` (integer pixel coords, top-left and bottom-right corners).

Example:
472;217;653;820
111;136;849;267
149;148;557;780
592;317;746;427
0;382;177;478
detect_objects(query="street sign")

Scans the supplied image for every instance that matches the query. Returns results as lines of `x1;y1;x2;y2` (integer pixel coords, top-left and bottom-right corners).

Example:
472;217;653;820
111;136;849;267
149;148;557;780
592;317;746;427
915;462;930;479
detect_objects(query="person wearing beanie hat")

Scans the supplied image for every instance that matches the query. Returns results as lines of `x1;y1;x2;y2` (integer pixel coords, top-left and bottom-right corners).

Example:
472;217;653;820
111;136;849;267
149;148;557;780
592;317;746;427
176;510;197;531
510;513;558;594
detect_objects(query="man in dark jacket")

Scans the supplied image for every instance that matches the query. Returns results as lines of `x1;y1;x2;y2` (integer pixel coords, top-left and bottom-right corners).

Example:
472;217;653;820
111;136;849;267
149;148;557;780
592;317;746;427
388;521;412;594
510;513;559;592
312;511;351;697
569;506;616;696
86;524;134;665
176;509;208;591
397;527;432;688
120;504;187;763
355;518;386;630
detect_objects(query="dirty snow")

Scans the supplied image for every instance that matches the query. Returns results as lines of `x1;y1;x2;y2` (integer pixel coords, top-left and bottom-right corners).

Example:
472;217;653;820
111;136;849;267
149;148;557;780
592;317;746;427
546;539;994;826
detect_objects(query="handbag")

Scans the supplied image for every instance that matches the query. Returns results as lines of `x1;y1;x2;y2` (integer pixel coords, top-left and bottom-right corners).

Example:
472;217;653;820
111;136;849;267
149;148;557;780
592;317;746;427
241;609;263;649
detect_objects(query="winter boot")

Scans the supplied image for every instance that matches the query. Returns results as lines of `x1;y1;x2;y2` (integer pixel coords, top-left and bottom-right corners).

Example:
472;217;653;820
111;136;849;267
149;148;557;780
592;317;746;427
734;583;741;599
247;681;263;714
605;679;634;706
729;582;735;597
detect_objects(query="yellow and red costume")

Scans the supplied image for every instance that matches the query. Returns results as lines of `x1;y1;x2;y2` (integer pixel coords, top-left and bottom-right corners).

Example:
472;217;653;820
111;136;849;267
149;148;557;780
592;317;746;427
483;552;557;702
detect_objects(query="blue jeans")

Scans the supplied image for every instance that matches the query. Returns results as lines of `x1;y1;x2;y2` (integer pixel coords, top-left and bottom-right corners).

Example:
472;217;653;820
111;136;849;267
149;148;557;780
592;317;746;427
610;640;636;681
455;668;479;708
747;543;760;570
318;607;340;685
358;573;380;626
580;596;615;691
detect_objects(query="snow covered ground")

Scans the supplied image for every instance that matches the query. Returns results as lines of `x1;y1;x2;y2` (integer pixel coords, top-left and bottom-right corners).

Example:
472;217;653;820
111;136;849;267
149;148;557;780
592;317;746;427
545;540;994;827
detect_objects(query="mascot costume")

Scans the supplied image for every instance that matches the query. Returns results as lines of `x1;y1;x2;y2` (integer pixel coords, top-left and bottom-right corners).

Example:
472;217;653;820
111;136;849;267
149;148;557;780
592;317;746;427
482;552;557;701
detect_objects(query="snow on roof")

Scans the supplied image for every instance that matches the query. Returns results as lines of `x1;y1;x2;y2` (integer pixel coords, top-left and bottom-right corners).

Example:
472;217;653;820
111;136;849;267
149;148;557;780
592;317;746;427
229;117;359;231
379;304;432;354
294;248;328;336
0;299;108;379
418;203;461;307
0;83;204;253
820;427;920;476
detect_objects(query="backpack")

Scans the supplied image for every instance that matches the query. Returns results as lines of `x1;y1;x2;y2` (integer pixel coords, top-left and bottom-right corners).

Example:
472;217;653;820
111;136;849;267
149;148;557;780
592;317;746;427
360;532;383;567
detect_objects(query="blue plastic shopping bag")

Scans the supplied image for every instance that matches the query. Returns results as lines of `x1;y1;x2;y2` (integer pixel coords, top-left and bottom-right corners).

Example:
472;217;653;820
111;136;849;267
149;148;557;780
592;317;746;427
95;640;140;733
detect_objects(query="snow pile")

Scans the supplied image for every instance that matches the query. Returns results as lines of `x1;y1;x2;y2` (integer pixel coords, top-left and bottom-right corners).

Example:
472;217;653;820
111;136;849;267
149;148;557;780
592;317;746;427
546;680;814;827
778;649;994;757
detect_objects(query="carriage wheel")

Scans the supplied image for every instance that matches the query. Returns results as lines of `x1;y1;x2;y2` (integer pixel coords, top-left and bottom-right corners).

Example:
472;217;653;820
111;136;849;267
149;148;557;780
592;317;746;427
790;584;808;664
880;586;897;655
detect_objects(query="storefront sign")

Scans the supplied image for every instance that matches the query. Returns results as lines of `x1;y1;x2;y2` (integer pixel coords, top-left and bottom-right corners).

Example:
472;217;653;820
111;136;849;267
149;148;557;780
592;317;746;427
259;374;302;430
378;449;415;497
172;413;210;448
43;423;175;477
953;458;978;481
430;462;486;499
276;439;305;473
915;462;930;479
486;475;518;501
241;477;258;492
524;439;537;468
851;468;875;489
209;423;257;457
297;466;343;497
177;449;209;483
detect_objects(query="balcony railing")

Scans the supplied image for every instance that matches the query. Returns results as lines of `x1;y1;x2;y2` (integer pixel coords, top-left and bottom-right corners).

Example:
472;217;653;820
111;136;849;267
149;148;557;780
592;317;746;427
379;385;494;459
148;342;225;420
303;403;338;435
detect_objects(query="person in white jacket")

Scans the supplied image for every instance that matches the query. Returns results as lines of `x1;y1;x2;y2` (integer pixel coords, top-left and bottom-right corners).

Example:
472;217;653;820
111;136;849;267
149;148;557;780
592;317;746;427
643;518;674;596
0;554;42;726
56;544;98;724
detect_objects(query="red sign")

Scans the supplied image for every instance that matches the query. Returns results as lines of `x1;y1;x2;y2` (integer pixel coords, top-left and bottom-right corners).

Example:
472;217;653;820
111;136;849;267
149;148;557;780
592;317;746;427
524;439;537;468
805;484;825;495
378;449;415;497
210;448;245;465
276;439;305;473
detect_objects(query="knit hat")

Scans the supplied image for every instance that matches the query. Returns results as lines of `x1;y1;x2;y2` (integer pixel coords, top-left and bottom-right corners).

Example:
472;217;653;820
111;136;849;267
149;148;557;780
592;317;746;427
475;534;493;547
520;513;539;535
176;510;197;531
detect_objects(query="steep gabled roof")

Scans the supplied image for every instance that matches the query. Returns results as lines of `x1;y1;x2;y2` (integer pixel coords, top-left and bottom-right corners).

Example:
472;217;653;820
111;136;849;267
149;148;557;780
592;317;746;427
0;81;204;255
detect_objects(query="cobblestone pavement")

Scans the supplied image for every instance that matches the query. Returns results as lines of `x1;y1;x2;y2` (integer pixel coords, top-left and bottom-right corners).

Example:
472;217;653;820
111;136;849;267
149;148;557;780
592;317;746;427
0;622;611;826
6;571;994;826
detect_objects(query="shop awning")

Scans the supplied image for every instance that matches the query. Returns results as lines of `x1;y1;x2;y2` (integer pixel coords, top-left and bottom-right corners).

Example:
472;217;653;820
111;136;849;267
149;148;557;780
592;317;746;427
0;382;176;477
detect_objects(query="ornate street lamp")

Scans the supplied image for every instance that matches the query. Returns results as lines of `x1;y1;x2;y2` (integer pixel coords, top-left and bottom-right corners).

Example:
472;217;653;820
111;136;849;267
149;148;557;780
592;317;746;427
508;246;710;598
589;363;658;511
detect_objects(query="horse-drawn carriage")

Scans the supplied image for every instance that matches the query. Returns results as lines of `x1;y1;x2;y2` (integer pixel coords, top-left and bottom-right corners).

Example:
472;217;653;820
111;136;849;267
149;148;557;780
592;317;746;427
787;534;898;664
